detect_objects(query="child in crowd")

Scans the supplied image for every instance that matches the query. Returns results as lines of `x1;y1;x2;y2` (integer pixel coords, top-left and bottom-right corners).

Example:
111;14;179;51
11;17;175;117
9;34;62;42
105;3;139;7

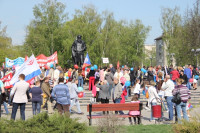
30;81;43;115
128;95;141;125
133;79;142;98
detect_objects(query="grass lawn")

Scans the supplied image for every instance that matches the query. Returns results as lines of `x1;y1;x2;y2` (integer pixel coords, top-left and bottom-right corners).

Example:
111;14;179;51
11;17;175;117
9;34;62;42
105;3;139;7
87;124;173;133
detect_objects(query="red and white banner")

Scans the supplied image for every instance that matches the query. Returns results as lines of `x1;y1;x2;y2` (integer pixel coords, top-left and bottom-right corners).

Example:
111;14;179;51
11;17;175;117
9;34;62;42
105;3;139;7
36;51;58;67
1;73;13;89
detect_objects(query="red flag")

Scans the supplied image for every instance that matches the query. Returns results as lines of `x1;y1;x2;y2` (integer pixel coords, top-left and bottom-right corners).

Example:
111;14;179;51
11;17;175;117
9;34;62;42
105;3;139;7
117;61;120;69
1;73;13;89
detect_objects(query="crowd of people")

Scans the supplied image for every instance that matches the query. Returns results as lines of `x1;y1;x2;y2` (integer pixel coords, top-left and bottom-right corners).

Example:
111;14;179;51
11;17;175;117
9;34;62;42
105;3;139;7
0;63;199;123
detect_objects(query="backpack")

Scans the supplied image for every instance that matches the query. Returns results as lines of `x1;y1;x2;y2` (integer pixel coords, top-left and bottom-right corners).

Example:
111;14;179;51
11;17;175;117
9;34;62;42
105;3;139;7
172;89;181;104
146;91;149;99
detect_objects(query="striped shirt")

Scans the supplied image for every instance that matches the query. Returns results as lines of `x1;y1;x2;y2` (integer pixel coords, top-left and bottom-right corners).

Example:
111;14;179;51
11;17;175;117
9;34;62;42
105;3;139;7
172;85;191;102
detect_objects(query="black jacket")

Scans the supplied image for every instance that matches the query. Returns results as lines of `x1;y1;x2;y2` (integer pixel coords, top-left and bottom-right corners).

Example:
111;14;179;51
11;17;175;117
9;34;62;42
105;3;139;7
147;71;154;81
180;74;188;84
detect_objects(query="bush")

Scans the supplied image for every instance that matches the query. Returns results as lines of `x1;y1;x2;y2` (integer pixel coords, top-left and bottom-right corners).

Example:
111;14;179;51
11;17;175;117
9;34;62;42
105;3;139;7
0;113;87;133
95;115;124;133
173;114;200;133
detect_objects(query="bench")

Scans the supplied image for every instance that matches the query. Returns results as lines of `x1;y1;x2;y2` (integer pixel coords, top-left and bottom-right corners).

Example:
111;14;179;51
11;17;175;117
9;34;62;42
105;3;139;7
87;103;143;126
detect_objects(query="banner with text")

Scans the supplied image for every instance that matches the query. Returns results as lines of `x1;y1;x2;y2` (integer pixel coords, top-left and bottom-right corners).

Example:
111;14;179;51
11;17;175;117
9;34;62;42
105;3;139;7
5;57;25;68
36;51;58;67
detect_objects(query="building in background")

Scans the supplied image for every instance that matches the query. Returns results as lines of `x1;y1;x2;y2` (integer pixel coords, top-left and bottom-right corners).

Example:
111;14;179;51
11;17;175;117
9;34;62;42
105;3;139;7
155;35;176;67
144;44;156;66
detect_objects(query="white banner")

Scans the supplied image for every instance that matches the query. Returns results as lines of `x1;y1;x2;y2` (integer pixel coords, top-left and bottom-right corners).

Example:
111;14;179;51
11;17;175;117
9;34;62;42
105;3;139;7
102;58;109;64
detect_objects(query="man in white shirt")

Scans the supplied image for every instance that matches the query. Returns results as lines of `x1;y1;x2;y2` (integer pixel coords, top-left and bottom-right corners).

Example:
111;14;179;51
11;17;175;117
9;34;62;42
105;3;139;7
161;75;175;121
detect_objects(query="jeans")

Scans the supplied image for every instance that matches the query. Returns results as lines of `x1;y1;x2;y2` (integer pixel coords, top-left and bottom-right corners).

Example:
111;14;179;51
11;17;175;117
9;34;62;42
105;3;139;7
78;76;83;88
176;102;189;123
166;96;174;120
70;98;82;113
125;87;129;100
11;103;26;120
109;84;113;97
186;81;191;90
159;95;167;111
150;102;157;121
32;102;41;115
131;79;135;86
3;102;9;114
114;98;124;115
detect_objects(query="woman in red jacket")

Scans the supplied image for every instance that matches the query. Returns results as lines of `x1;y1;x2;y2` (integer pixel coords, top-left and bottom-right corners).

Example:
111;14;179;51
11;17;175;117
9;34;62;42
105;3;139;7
170;67;180;85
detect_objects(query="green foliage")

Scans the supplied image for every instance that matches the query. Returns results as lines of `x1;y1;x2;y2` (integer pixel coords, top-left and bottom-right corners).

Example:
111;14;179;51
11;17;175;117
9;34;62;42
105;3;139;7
24;0;150;67
88;125;173;133
173;114;200;133
24;0;67;56
0;22;25;64
160;0;200;66
0;113;87;133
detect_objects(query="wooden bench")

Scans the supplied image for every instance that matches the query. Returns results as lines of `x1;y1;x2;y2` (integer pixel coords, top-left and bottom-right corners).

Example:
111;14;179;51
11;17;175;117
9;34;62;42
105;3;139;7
87;103;143;126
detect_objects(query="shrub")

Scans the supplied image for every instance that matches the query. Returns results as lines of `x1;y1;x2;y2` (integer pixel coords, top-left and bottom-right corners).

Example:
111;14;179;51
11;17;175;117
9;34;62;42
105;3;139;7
173;114;200;133
0;113;87;133
95;115;124;133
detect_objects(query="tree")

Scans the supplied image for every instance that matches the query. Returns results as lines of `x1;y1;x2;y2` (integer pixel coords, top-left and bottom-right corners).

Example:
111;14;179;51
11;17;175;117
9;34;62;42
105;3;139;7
24;2;150;68
24;0;67;56
160;0;200;66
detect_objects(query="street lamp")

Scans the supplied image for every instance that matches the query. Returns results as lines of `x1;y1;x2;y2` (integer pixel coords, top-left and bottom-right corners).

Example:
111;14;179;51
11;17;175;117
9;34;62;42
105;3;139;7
191;48;200;66
149;57;155;66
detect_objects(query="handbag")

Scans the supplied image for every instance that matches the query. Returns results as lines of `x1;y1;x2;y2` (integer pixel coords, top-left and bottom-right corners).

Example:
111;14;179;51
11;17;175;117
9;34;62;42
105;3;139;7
172;88;181;104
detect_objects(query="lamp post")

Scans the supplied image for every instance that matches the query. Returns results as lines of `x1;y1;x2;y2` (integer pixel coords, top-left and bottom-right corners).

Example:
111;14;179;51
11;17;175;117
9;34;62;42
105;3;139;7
149;57;155;67
191;49;200;67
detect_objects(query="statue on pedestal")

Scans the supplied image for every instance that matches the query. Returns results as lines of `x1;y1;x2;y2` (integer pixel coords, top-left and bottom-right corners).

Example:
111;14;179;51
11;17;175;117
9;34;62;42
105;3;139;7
71;35;86;66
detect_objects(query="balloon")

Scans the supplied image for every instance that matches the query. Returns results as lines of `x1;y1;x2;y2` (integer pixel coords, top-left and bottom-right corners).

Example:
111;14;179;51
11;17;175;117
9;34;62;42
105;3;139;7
120;77;126;85
65;73;68;77
74;64;79;69
94;65;98;70
87;68;90;72
85;67;87;71
50;64;54;68
194;75;199;80
78;87;83;92
122;65;124;68
141;68;147;73
130;68;134;71
68;71;71;77
91;67;94;70
189;78;193;83
66;76;69;80
78;92;84;98
125;81;131;87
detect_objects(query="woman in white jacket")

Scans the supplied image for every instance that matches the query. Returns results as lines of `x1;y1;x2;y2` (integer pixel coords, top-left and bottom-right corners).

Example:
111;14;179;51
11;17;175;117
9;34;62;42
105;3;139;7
148;80;160;121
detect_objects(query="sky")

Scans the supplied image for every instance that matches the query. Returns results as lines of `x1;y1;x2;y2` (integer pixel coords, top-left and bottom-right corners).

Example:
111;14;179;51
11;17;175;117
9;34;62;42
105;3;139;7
0;0;196;45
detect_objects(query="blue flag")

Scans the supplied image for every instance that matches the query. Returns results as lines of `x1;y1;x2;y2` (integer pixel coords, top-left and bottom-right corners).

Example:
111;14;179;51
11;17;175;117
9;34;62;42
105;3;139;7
6;57;25;68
